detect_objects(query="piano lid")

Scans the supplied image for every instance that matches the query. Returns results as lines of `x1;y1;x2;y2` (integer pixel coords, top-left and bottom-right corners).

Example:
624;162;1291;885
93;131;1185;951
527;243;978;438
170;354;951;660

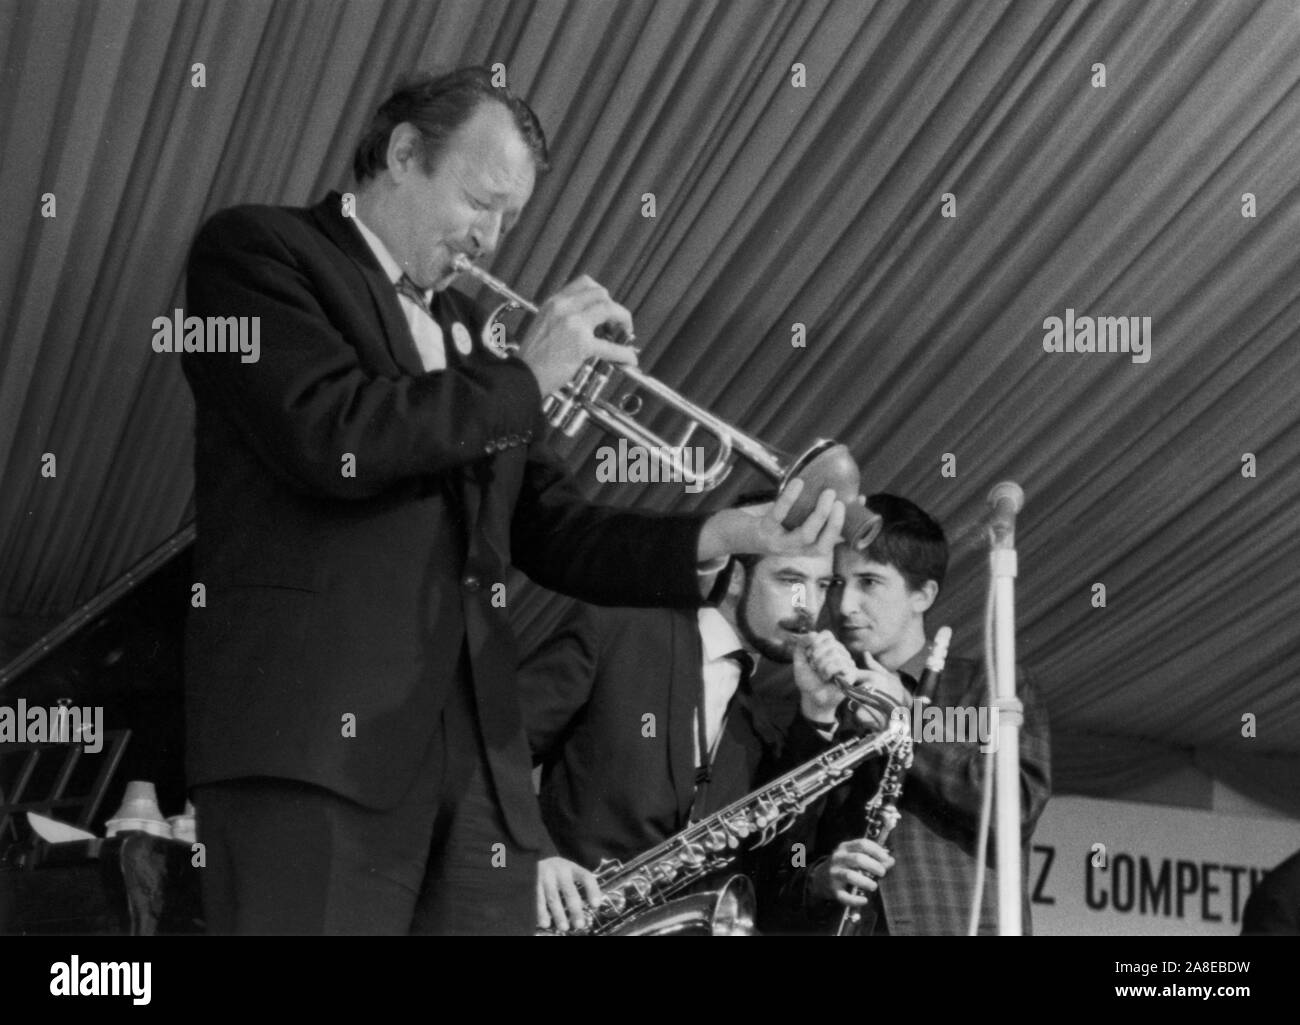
1;526;194;837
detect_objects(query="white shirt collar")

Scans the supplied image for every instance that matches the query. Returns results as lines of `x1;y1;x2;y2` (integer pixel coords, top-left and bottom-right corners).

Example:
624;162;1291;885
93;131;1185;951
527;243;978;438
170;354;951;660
697;607;748;663
352;214;432;303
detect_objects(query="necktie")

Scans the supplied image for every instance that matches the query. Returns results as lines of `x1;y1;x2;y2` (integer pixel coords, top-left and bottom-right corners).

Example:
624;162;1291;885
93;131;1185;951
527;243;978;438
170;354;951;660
695;650;753;772
395;274;430;312
395;275;448;371
727;649;756;689
690;648;754;820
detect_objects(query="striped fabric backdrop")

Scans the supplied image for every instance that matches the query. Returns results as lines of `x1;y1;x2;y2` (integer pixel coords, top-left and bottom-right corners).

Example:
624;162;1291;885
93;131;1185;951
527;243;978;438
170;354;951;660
1;0;1298;808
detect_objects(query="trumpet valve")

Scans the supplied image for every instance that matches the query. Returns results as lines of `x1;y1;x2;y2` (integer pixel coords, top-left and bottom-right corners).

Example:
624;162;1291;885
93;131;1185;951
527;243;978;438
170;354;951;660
557;405;590;437
576;363;610;402
545;369;586;432
546;394;575;431
556;363;611;436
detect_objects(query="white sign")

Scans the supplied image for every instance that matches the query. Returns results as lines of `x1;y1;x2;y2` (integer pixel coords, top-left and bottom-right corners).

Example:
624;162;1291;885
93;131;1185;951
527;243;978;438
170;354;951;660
1028;797;1300;936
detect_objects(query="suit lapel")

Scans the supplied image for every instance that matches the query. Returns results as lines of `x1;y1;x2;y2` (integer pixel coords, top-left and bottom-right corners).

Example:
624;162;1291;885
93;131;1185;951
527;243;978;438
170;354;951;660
710;692;765;804
431;290;491;558
459;460;489;562
311;193;492;546
309;193;426;377
667;609;701;820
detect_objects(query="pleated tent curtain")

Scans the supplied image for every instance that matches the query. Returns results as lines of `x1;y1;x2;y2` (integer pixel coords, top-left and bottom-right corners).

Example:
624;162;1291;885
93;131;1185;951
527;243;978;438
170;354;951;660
1;0;1299;812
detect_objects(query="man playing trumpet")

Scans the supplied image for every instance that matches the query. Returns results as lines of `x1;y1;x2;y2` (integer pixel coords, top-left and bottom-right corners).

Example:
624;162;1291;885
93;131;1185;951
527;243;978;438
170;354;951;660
182;65;852;935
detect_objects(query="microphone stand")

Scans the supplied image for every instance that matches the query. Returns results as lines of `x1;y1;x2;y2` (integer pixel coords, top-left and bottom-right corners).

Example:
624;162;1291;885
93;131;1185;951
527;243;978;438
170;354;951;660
989;496;1022;935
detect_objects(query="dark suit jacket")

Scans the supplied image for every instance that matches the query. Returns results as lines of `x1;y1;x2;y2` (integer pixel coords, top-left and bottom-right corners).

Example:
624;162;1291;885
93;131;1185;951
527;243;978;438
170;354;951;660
181;193;708;848
1242;849;1300;935
519;601;784;869
761;655;1052;935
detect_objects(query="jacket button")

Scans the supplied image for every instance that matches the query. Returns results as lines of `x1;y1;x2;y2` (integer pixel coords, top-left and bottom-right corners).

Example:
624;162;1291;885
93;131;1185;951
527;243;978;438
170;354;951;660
507;434;520;446
523;430;532;443
483;441;494;454
463;574;481;591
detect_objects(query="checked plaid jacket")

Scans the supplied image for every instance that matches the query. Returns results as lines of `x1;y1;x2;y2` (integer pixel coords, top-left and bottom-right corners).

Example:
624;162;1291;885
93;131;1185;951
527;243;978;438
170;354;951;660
758;651;1052;935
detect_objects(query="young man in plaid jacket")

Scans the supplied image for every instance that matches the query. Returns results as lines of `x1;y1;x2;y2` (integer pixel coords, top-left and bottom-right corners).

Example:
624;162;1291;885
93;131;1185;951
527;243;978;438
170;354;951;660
759;493;1052;935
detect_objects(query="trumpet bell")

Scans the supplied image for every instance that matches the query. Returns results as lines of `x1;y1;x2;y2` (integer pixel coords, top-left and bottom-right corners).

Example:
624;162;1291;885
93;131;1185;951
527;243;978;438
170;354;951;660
781;440;881;551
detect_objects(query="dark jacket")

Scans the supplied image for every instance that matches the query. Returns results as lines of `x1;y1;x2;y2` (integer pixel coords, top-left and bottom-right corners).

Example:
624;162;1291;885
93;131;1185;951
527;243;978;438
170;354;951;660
1242;849;1300;935
519;602;784;868
181;193;707;848
761;655;1052;935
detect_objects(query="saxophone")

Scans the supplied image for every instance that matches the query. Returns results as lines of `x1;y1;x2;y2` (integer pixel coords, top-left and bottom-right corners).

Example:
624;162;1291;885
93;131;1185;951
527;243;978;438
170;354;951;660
834;626;951;936
549;715;912;936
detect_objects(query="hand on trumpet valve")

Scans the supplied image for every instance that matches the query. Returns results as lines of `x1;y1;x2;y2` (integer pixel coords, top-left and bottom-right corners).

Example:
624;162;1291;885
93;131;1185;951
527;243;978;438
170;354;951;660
519;276;637;396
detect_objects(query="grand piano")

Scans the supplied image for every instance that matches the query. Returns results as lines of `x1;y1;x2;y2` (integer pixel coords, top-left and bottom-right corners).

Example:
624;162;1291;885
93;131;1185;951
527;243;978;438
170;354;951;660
0;527;201;934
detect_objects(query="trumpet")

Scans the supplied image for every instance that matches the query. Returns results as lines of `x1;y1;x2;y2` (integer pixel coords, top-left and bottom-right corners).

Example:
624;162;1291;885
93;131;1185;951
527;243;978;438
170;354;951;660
452;255;883;550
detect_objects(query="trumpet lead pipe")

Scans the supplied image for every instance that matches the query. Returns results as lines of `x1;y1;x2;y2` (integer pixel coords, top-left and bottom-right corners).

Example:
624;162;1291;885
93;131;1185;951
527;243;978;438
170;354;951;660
451;254;539;314
452;254;637;345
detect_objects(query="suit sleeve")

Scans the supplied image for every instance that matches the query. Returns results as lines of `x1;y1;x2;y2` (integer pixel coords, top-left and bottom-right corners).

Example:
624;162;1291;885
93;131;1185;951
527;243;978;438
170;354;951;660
517;602;603;766
511;442;711;607
904;665;1052;845
183;206;544;499
517;602;608;863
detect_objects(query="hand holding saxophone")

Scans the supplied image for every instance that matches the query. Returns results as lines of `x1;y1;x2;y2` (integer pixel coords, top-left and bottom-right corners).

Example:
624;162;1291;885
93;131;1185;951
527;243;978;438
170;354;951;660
536;855;604;933
517;276;637;396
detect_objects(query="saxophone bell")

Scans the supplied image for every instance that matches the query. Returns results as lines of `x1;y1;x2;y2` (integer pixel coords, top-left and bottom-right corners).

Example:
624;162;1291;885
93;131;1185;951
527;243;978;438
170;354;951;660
596;875;757;937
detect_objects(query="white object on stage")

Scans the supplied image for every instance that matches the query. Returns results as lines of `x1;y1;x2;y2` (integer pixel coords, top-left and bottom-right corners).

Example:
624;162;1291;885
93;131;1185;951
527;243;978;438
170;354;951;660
105;780;171;839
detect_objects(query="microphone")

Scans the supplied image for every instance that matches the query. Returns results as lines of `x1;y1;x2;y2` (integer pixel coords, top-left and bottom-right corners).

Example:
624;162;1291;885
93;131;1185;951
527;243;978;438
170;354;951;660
986;481;1024;544
792;627;854;695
